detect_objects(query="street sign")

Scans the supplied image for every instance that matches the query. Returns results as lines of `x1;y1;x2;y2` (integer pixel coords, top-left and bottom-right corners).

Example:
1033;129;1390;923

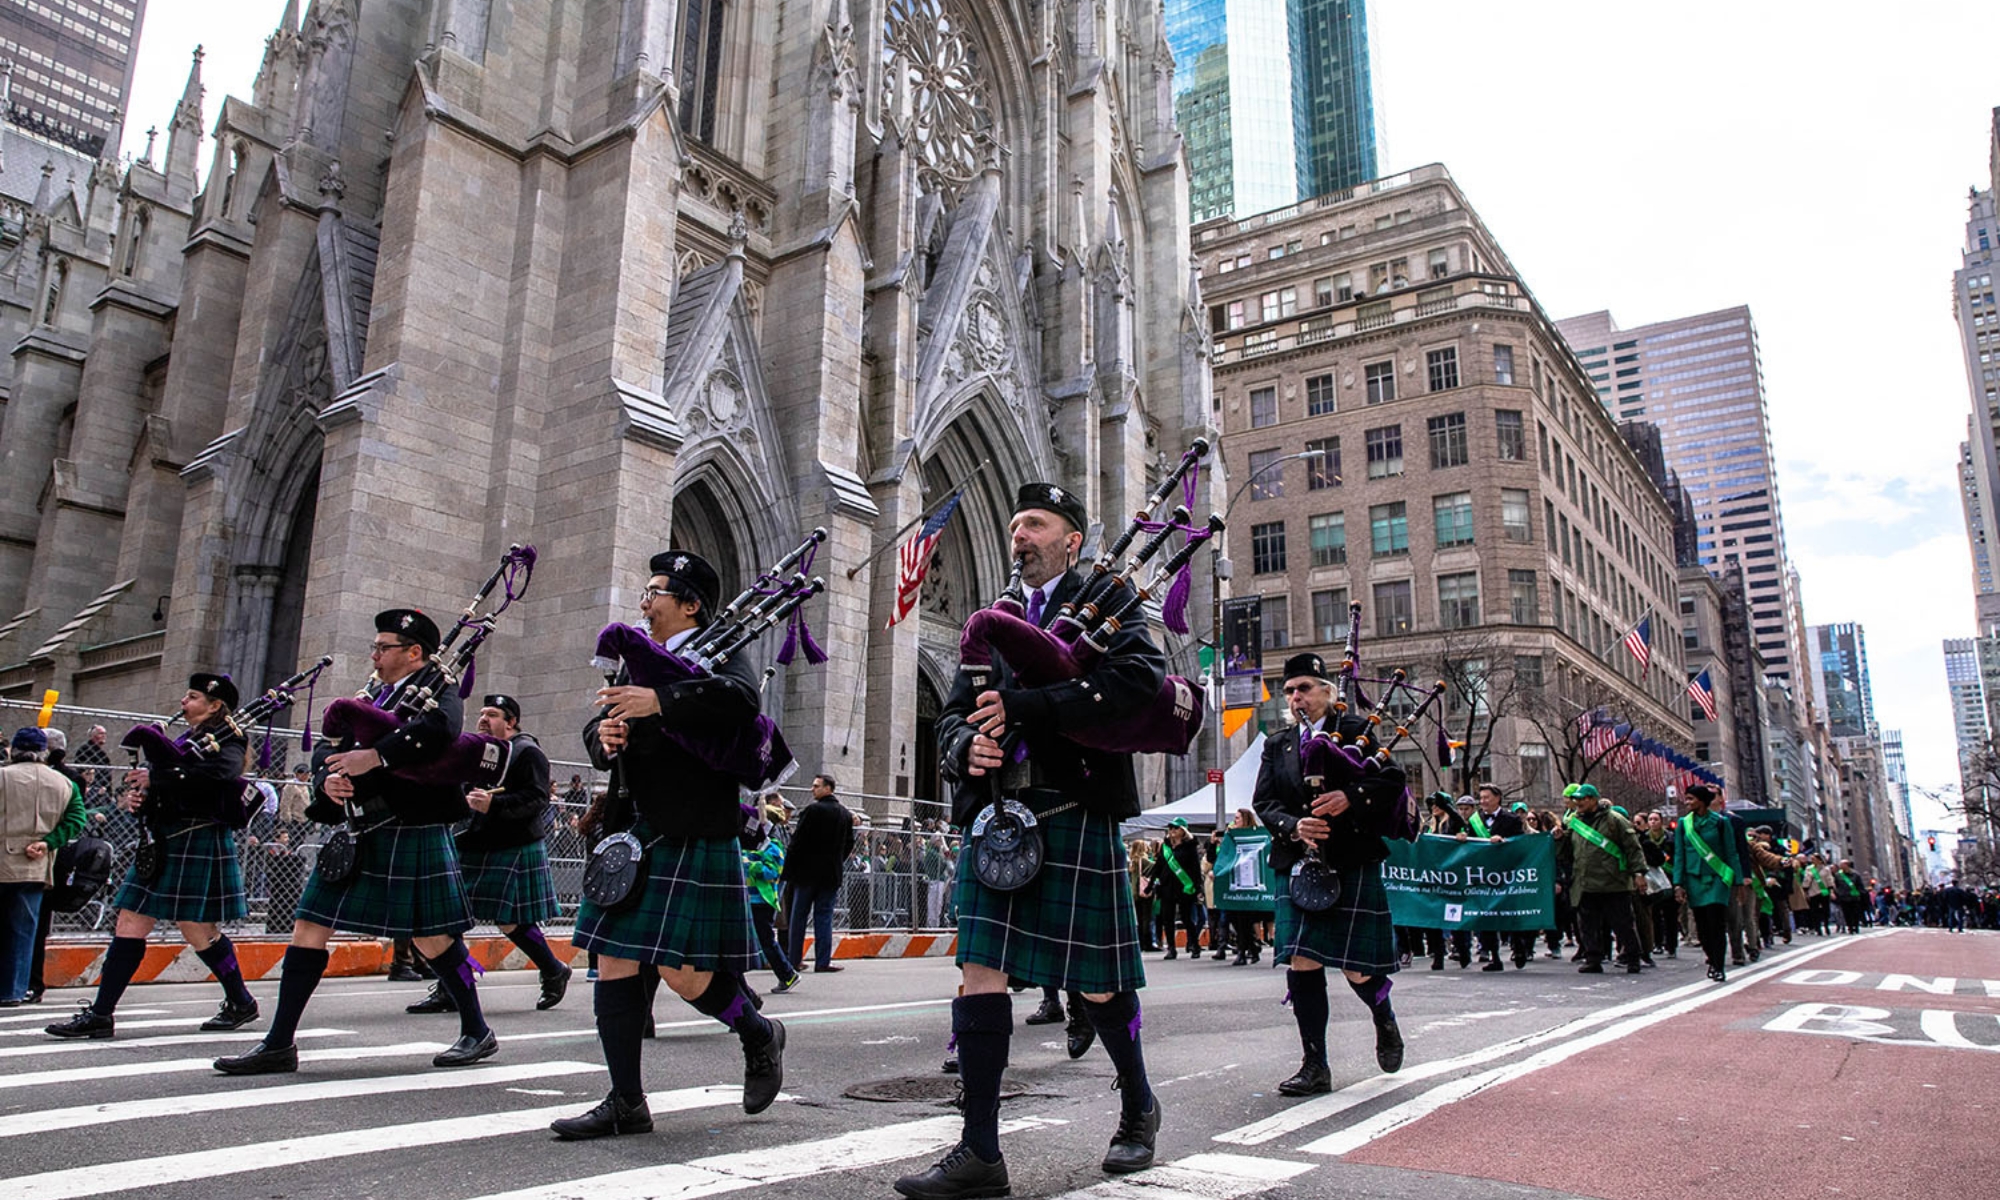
1207;769;1225;784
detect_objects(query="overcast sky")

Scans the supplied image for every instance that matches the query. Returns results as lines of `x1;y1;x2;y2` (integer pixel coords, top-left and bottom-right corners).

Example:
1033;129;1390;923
120;2;1993;830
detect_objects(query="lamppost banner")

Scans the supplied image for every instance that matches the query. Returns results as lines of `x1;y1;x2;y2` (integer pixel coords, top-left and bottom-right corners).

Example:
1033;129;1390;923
1221;596;1263;708
1216;828;1277;913
1381;833;1557;931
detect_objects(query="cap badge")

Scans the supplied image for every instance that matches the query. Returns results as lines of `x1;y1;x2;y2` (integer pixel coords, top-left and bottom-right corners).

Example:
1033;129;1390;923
673;555;689;572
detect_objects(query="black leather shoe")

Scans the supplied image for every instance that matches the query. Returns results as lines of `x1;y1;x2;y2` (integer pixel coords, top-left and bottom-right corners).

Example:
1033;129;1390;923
1101;1098;1160;1174
1429;958;1444;970
1482;960;1506;972
1513;958;1529;969
434;1029;499;1067
1162;950;1178;961
1232;951;1249;966
45;1005;114;1039
22;988;42;1004
1578;962;1604;974
537;966;572;1011
1277;1058;1332;1096
742;1018;784;1114
813;963;844;973
200;999;260;1031
407;985;457;1015
893;1141;1010;1199
1374;1018;1405;1073
214;1040;298;1075
1626;962;1644;974
386;965;423;982
550;1090;653;1140
1065;1012;1095;1060
1024;996;1065;1025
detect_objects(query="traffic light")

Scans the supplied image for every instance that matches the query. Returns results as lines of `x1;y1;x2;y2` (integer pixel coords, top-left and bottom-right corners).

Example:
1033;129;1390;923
1927;835;1937;852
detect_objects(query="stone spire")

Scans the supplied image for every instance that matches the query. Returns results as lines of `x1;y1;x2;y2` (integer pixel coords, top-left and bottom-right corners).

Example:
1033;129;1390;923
253;1;304;112
33;159;53;211
165;46;205;180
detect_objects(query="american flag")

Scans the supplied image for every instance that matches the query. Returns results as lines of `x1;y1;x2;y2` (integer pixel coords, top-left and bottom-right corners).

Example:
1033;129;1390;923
1621;615;1652;679
1686;668;1718;722
886;488;965;628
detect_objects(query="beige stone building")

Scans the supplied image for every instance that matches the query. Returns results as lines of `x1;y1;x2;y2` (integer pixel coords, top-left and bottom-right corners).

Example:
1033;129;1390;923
1197;165;1691;804
0;0;1212;809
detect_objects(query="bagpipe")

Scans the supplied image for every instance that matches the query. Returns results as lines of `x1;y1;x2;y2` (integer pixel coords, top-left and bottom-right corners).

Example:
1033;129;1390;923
590;529;827;791
957;438;1223;757
1288;601;1445;912
318;545;537;789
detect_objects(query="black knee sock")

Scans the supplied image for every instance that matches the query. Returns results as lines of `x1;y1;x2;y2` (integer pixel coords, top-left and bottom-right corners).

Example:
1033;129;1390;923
90;936;148;1016
1082;993;1154;1119
954;993;1012;1162
594;974;649;1102
1287;968;1330;1064
506;925;567;976
426;939;490;1039
690;971;773;1047
194;935;255;1007
266;945;329;1049
1347;973;1395;1023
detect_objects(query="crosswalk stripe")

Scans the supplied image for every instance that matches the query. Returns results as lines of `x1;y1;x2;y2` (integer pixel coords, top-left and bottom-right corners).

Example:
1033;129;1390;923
0;1060;603;1138
465;1114;1069;1200
500;995;957;1046
0;1017;201;1038
0;1085;747;1200
0;1028;350;1061
1039;1152;1317;1199
0;1042;451;1091
0;1008;168;1025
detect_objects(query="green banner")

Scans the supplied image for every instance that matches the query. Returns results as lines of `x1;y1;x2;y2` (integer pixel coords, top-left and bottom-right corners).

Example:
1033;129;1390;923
1382;833;1557;932
1216;828;1278;914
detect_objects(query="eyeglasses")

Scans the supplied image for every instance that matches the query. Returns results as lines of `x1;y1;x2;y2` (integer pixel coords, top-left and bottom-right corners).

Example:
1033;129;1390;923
641;586;680;602
369;641;415;656
1281;684;1321;695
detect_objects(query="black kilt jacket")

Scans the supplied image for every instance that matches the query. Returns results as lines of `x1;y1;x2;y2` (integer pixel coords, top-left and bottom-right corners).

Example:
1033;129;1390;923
456;732;551;852
583;649;760;840
1252;723;1407;874
309;674;471;827
938;567;1167;826
141;717;248;826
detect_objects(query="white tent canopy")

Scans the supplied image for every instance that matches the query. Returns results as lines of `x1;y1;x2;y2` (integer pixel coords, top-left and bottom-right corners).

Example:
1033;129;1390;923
1122;732;1268;836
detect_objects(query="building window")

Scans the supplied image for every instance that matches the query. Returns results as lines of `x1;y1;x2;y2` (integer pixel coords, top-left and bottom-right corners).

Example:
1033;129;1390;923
1514;653;1544;689
1427;346;1460;392
1493;344;1515;386
1314;276;1334;307
1502;488;1532;543
1251;521;1287;574
1262;595;1290;649
1306;437;1340;489
1227;300;1246;329
1311;589;1350;642
1508;569;1539;624
1433;492;1474;547
1309;513;1347;566
1374;581;1414;635
1365;425;1403;477
678;0;728;143
1537;421;1550;470
1427;413;1468;469
1306;373;1337;416
1429;248;1449;279
1519;742;1551;804
1439;572;1480;628
1370;502;1409;557
1248;448;1283;500
1250;386;1278;429
1364;360;1396;404
1496;409;1525;460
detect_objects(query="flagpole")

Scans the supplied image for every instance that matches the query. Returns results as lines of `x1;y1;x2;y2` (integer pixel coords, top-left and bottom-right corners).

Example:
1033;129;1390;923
844;458;994;580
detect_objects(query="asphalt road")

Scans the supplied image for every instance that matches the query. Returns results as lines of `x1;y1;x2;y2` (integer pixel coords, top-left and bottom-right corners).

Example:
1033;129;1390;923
3;928;1988;1199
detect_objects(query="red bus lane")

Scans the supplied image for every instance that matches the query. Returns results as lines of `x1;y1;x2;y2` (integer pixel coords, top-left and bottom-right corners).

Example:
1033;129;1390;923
1337;931;2000;1200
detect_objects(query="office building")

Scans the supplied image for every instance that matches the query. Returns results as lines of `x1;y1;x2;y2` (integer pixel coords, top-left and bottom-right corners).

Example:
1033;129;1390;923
0;0;146;156
1954;181;2000;627
1292;0;1376;198
1810;622;1875;738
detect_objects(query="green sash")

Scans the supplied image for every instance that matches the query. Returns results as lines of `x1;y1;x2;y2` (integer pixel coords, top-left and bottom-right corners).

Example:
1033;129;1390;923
1806;864;1825;890
1750;871;1774;915
1565;812;1627;872
1164;847;1198;895
1467;811;1492;839
1678;815;1736;886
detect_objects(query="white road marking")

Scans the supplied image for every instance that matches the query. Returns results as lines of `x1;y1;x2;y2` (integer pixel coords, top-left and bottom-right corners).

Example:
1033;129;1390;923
1297;932;1882;1157
0;1017;202;1037
0;1085;750;1200
1040;1152;1316;1199
0;1008;168;1025
464;1114;1068;1200
0;1060;603;1137
0;1042;450;1091
503;995;957;1044
0;1027;351;1060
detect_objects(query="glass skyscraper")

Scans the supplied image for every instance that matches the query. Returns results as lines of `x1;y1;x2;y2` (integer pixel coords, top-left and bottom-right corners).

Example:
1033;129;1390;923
1167;0;1377;222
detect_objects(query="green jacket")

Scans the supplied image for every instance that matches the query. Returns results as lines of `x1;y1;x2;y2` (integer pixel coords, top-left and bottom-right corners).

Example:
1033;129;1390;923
1671;810;1741;908
742;840;785;909
1560;806;1645;895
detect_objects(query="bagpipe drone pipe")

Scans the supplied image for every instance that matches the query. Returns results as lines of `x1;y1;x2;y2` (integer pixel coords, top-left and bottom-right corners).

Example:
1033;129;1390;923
1298;601;1446;843
957;438;1222;756
317;545;537;789
590;528;829;791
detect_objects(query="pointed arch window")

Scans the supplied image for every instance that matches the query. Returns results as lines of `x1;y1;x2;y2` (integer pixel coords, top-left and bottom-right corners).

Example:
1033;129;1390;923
42;260;67;326
677;0;728;144
220;141;247;218
123;207;149;276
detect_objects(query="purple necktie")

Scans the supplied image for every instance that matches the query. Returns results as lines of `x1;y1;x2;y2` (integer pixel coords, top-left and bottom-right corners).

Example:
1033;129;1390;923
1026;589;1045;627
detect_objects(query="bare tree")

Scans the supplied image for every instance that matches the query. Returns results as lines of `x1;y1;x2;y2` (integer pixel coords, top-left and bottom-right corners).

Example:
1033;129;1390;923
1416;627;1524;797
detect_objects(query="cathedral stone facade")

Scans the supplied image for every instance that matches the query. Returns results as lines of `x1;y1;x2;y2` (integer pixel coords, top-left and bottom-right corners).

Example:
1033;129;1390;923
0;0;1215;807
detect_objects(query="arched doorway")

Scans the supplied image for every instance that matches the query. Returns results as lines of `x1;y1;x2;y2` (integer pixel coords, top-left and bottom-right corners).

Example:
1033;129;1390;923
262;470;319;689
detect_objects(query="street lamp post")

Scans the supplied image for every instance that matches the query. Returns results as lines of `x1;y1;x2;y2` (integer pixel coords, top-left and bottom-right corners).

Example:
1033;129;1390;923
1210;448;1329;830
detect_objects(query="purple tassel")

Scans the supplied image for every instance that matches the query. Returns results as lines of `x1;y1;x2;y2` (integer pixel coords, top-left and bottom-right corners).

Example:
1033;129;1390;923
298;676;317;752
1436;723;1453;768
1162;562;1193;635
798;617;828;666
775;614;800;666
458;656;477;700
257;736;273;771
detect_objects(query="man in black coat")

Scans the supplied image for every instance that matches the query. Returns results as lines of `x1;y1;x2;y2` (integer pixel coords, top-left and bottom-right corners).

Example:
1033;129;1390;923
781;774;854;973
1461;784;1532;971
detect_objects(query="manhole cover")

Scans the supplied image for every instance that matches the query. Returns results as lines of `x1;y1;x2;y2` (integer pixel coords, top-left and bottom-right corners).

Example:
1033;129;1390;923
844;1076;1026;1104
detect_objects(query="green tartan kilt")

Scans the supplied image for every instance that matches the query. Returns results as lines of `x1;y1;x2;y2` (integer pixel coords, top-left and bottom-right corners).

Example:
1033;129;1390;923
1273;862;1401;974
294;822;473;938
112;824;247;924
574;835;761;972
954;804;1145;995
459;840;560;925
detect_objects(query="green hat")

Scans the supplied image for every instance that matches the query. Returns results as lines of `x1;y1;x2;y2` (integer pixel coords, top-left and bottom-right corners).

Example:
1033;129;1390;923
1510;802;1529;813
1576;784;1600;799
1169;817;1190;829
1610;804;1629;816
1561;783;1581;798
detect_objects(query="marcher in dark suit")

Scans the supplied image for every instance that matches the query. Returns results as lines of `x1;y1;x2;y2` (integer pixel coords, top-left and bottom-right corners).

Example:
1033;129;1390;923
1460;784;1532;972
781;774;855;973
1147;819;1202;959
